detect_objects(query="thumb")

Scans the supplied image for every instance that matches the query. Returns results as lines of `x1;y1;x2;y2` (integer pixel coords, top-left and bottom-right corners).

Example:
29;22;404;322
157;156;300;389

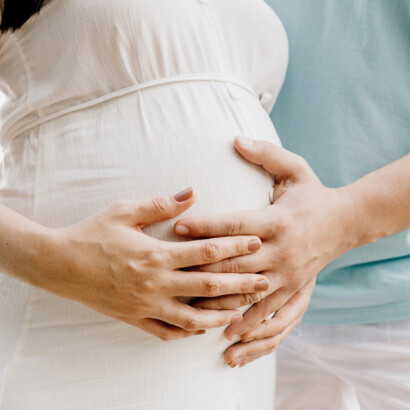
118;187;196;226
234;136;309;180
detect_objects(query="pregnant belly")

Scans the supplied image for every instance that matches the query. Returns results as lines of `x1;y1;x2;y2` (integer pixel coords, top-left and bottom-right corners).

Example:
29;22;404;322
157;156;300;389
1;82;278;409
33;81;278;233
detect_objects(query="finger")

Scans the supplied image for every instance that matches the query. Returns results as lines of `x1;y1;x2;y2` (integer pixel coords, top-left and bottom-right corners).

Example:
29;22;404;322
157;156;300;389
157;301;244;332
167;235;263;269
224;319;299;368
189;270;283;310
234;136;310;180
195;247;272;274
191;287;270;310
240;279;314;342
224;288;291;341
112;187;197;226
165;272;269;297
174;209;272;239
137;318;205;341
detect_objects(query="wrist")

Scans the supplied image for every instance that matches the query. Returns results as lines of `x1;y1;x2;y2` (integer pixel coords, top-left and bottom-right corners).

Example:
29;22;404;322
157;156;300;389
336;183;379;249
16;225;60;288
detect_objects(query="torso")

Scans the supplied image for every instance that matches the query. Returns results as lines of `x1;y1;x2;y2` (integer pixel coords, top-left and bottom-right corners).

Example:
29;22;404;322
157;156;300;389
0;1;288;408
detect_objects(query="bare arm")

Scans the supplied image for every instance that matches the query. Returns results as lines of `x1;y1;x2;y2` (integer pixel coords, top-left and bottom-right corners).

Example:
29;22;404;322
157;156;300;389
344;153;410;246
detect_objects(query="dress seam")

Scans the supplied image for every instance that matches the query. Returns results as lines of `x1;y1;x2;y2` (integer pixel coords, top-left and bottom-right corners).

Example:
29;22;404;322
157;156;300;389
7;73;259;143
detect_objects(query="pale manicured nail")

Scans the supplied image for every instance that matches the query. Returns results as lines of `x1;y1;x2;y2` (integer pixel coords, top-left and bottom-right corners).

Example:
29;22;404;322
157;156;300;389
174;187;193;202
175;224;190;235
231;314;243;324
254;278;269;292
248;239;261;252
236;136;254;148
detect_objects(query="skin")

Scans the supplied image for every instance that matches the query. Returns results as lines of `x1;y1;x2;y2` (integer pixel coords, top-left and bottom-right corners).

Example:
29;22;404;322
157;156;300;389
175;136;410;366
0;187;270;341
2;0;409;369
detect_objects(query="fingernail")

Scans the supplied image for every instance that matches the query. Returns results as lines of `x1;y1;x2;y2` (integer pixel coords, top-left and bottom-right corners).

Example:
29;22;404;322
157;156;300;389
231;314;243;324
175;224;190;235
174;187;193;202
254;278;269;292
248;239;261;252
236;136;254;148
195;330;206;335
229;359;239;368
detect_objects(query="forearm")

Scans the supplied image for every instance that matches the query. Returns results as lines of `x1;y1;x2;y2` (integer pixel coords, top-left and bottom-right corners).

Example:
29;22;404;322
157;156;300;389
341;154;410;248
0;204;53;285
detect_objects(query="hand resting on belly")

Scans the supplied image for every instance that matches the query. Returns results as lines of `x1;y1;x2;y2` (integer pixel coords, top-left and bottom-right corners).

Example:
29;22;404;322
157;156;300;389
0;187;270;341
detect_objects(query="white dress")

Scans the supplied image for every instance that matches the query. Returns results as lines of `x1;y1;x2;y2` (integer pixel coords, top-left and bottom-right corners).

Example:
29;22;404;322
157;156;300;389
0;0;288;408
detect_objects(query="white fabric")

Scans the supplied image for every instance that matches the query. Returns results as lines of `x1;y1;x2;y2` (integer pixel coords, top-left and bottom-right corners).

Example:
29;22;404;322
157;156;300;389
0;0;288;408
275;320;410;410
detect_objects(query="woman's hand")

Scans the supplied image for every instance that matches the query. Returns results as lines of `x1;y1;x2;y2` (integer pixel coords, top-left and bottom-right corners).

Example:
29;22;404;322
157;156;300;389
9;188;269;341
174;137;358;346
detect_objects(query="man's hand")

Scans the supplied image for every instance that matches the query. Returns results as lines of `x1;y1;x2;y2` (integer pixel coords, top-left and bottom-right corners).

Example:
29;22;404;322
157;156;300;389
223;278;316;367
174;137;357;355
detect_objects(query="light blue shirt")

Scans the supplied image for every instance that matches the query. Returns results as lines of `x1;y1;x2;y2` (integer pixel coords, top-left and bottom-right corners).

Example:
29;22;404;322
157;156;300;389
266;0;410;325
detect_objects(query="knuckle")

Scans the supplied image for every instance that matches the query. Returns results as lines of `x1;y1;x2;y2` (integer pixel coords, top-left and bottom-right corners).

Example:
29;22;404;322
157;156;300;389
234;239;247;255
274;214;291;235
215;297;224;311
151;196;171;216
240;278;254;294
293;155;309;174
203;242;220;261
204;279;221;297
140;278;157;294
277;246;293;263
264;339;278;354
229;217;242;236
145;248;167;267
242;293;261;306
223;258;241;273
183;317;200;331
